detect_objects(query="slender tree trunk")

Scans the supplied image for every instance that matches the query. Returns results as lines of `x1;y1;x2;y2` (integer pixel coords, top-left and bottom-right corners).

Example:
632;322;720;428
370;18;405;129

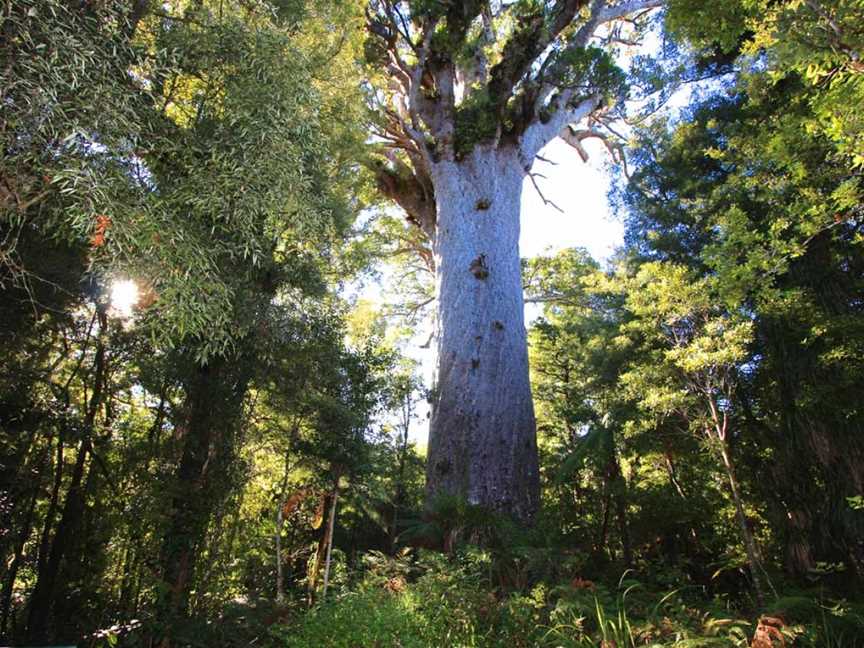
390;423;410;552
275;449;291;604
426;146;539;522
706;397;768;605
663;450;687;499
26;308;107;643
0;422;54;638
0;473;40;637
717;439;766;607
596;485;612;559
33;435;64;596
615;495;632;567
308;498;328;603
663;449;702;549
275;503;285;603
610;457;632;568
25;437;92;643
0;424;38;570
118;545;137;615
321;487;339;600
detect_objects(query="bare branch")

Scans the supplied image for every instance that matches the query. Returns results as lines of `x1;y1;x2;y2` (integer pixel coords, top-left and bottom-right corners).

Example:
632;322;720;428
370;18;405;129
528;172;565;213
419;328;435;349
560;126;591;162
560;123;631;177
535;154;559;166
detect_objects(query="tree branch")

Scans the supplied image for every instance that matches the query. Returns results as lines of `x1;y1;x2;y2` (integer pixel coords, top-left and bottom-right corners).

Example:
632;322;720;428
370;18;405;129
370;156;436;237
521;93;602;164
487;0;591;115
528;172;565;213
595;0;664;24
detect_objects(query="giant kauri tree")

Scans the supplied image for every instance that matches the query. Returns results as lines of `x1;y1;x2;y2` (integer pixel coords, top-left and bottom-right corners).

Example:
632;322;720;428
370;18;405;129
366;0;663;521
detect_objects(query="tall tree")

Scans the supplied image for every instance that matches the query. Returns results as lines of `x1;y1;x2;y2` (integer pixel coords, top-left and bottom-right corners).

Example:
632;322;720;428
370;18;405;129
621;83;864;581
618;263;770;604
136;0;366;640
526;249;634;565
365;0;663;521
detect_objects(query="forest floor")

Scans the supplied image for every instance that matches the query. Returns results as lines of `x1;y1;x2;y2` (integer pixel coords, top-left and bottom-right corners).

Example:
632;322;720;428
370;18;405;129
204;550;864;648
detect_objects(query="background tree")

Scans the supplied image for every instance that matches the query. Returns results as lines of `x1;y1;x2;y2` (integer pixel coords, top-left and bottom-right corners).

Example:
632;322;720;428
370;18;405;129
0;0;388;644
616;263;770;604
526;249;633;566
618;68;864;582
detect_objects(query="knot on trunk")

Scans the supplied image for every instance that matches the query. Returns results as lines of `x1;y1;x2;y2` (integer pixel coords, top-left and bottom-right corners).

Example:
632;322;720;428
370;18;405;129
435;458;451;475
469;254;489;280
475;198;491;211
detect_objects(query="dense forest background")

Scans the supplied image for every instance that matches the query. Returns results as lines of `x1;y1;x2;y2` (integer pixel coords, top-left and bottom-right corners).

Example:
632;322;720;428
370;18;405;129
1;0;862;646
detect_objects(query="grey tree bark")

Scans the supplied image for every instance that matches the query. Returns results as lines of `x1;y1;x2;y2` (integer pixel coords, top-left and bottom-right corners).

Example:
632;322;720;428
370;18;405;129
427;146;539;520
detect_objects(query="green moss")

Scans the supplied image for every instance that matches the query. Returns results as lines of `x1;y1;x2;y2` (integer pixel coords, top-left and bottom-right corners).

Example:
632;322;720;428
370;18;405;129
453;89;500;157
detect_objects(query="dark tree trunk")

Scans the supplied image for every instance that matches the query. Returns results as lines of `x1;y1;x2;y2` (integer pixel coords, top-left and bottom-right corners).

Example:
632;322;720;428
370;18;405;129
0;472;40;638
25;437;92;643
51;451;111;642
596;486;612;558
32;435;64;603
25;309;108;643
154;354;251;647
0;423;37;566
390;421;410;552
610;456;632;568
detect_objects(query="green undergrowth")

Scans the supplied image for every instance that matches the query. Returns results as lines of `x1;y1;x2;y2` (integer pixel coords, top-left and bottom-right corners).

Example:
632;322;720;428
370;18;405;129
267;549;864;648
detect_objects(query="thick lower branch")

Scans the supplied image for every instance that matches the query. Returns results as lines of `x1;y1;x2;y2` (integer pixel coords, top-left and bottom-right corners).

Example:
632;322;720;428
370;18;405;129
371;162;436;237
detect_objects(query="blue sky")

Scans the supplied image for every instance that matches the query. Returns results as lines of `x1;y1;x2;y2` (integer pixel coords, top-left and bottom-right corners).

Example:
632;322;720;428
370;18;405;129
520;137;623;263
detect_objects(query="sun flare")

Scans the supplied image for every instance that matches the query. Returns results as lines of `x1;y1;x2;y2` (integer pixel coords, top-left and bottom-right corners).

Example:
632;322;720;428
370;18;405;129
110;279;139;317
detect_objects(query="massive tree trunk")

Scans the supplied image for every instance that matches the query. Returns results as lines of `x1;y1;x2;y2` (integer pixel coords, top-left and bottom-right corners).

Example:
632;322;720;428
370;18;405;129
426;146;539;522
